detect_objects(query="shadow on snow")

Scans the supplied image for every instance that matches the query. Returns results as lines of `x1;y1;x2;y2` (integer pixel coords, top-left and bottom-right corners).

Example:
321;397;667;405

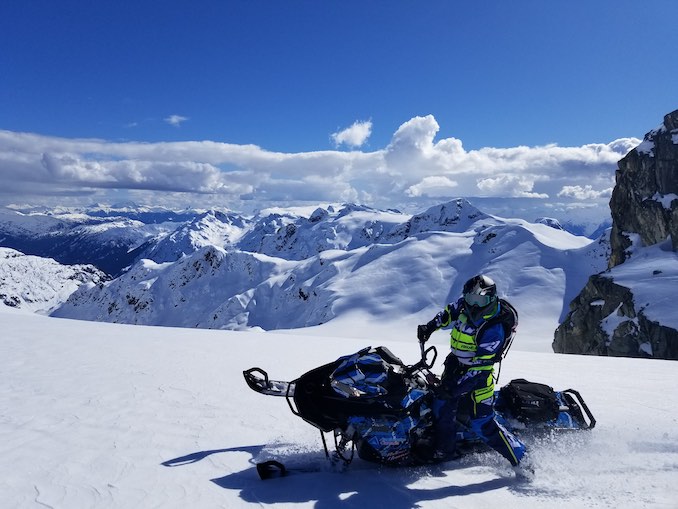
162;445;520;508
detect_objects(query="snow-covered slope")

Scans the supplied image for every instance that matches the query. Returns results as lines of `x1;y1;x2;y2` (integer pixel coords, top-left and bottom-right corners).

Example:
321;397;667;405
52;201;608;351
606;237;678;332
0;248;106;313
1;308;675;508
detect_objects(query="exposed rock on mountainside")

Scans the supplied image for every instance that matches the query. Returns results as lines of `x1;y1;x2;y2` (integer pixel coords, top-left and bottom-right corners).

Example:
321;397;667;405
554;110;678;359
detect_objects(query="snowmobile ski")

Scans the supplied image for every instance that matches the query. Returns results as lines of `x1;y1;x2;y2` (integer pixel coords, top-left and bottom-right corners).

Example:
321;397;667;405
255;455;373;480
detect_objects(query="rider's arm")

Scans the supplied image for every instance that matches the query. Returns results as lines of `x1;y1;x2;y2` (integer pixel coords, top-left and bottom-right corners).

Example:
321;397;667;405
418;300;462;342
473;322;505;364
433;299;462;328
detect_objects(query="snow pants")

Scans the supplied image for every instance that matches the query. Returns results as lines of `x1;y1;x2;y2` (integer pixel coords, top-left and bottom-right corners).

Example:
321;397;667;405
433;357;526;466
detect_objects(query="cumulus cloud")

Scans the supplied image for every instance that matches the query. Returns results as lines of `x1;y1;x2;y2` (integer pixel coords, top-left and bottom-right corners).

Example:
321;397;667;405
383;115;636;203
0;116;640;222
164;115;188;127
557;185;613;200
331;120;372;148
40;152;237;193
477;174;549;198
406;176;458;197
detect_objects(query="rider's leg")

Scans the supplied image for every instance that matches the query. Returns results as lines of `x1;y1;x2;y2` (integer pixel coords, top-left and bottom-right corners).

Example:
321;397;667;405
468;373;526;466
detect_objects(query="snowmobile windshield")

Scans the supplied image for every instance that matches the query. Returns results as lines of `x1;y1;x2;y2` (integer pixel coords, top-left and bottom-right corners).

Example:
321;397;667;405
330;351;390;398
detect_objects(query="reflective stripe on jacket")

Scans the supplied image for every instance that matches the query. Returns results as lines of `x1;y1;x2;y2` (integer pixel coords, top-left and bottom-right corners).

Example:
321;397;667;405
433;298;506;368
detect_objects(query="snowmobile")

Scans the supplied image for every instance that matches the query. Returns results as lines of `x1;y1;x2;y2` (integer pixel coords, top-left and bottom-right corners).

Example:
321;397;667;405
243;344;595;479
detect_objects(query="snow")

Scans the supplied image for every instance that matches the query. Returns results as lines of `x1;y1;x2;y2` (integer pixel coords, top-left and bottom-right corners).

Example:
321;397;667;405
0;207;70;236
534;217;564;231
635;139;655;155
608;239;678;330
0;247;105;313
651;192;678;209
601;303;628;339
1;307;677;508
639;342;653;356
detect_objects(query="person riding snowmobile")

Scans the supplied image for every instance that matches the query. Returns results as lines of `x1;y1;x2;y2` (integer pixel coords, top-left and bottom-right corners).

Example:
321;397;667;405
417;274;528;469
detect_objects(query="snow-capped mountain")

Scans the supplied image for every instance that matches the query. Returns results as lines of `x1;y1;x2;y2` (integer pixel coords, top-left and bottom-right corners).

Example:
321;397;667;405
141;210;250;263
0;248;106;313
238;204;406;260
234;199;492;262
560;218;612;239
83;203;203;224
534;217;563;230
0;207;179;275
50;199;608;352
1;200;604;275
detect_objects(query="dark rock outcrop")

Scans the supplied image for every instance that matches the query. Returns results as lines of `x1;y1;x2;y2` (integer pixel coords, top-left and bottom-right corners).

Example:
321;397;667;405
553;110;678;359
553;274;678;358
609;110;678;266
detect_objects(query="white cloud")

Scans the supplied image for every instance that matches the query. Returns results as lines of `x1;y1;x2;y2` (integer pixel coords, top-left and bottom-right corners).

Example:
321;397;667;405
476;174;549;198
0;117;640;225
405;176;458;197
331;120;372;148
382;115;634;204
164;115;188;127
557;185;613;200
39;152;237;194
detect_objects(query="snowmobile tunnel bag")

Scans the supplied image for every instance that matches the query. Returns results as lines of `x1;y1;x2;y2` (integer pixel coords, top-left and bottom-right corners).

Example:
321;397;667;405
499;378;560;423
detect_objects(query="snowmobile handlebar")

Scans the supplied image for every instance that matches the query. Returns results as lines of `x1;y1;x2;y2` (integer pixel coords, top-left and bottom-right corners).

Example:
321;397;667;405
405;344;437;376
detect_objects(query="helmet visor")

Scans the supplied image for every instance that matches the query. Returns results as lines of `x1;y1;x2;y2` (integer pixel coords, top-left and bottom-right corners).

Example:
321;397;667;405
464;293;492;307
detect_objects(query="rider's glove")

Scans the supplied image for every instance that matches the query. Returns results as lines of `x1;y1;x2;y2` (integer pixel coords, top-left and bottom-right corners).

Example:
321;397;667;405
417;321;436;343
425;372;440;386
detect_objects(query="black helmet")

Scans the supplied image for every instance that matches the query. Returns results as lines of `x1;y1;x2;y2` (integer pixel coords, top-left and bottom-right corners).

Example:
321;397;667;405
462;274;498;322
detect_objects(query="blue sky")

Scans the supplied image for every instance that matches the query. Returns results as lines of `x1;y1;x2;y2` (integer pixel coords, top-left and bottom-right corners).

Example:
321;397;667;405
1;1;677;223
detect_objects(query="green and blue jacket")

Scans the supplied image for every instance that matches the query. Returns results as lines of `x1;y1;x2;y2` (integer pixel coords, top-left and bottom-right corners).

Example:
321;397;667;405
431;297;506;370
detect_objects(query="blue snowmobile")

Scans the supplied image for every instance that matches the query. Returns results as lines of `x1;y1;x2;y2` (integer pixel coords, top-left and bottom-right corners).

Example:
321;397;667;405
243;344;595;479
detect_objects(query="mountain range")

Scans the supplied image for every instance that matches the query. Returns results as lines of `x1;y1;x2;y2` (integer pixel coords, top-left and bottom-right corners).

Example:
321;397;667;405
3;106;677;362
2;199;609;353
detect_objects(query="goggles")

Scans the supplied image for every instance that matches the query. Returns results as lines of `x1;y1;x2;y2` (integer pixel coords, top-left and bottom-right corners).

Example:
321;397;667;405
464;293;493;307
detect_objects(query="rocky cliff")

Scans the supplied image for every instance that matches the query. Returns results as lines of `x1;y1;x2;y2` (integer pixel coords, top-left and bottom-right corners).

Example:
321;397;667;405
553;110;678;359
